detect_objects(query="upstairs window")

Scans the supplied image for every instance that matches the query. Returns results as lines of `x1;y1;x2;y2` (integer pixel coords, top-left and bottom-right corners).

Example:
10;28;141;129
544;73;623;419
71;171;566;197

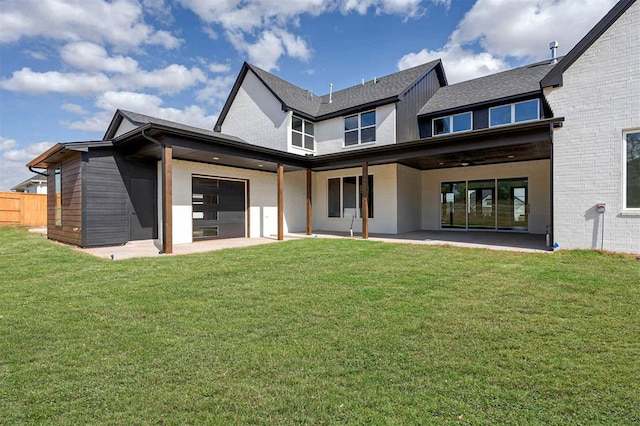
433;112;472;136
490;99;540;127
345;111;376;146
292;115;315;151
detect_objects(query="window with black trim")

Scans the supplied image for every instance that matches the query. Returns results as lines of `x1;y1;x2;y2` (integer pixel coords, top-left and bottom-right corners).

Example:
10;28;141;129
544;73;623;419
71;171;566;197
624;130;640;210
292;115;315;151
328;175;374;218
344;111;376;146
489;99;540;127
433;112;472;136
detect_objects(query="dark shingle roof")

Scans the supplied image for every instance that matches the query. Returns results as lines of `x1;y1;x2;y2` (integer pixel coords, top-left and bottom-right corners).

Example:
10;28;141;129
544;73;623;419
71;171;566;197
115;110;246;143
247;59;443;119
418;60;558;116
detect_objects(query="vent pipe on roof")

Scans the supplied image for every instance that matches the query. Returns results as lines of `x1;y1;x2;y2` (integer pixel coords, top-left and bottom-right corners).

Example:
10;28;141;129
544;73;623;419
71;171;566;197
549;41;559;64
329;83;333;104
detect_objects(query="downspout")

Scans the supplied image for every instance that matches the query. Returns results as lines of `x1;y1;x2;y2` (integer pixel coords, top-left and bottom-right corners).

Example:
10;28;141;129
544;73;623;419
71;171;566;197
549;122;555;251
141;129;167;254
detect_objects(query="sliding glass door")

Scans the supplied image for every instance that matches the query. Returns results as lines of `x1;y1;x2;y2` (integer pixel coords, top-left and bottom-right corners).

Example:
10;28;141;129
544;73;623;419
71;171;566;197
497;178;528;230
441;181;466;228
440;178;528;231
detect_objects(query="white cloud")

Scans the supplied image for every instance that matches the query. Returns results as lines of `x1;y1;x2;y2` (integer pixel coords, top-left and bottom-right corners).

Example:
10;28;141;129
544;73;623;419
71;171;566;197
60;42;139;73
450;0;618;60
227;29;311;71
196;74;236;105
64;91;218;132
0;68;113;95
398;44;508;83
0;0;181;50
179;0;442;69
1;64;206;96
116;64;207;94
0;136;17;151
397;0;617;83
61;103;88;115
208;63;231;73
0;138;56;190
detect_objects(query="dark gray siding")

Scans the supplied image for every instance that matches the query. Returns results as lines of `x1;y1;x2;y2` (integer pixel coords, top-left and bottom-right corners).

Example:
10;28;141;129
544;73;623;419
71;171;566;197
396;70;442;143
48;153;83;246
82;148;157;247
473;108;489;130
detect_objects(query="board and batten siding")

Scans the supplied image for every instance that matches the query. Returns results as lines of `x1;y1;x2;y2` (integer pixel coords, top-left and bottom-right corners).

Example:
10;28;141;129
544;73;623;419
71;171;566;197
83;150;127;247
47;153;83;246
396;69;442;143
83;149;157;247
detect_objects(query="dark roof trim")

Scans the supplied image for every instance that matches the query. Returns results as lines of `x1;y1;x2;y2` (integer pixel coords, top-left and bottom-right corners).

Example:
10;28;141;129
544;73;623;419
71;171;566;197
26;141;112;168
418;90;542;118
116;123;309;168
541;0;636;87
214;62;251;132
103;109;126;140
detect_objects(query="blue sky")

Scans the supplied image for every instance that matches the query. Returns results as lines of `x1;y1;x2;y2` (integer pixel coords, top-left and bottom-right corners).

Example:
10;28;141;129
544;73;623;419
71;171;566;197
0;0;618;190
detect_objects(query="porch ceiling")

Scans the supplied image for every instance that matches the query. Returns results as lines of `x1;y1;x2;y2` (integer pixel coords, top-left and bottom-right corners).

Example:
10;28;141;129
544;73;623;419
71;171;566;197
398;140;551;170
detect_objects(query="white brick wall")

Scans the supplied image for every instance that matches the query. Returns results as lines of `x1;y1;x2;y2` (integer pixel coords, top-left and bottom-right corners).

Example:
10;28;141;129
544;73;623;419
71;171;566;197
219;70;289;152
544;1;640;253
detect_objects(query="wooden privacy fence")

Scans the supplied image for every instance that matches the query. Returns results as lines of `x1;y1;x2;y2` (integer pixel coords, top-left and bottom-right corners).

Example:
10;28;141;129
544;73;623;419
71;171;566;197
0;192;47;227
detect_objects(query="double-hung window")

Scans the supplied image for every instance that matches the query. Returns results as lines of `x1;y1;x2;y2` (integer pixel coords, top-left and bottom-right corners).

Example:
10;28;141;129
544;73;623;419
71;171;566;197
292;115;315;151
433;112;472;136
328;175;374;218
624;130;640;210
490;99;540;127
344;111;376;146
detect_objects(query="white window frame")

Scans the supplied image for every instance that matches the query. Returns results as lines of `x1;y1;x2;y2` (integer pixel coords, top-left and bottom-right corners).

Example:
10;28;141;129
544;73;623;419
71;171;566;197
623;129;640;212
291;114;315;152
344;110;376;147
432;111;473;136
489;99;540;128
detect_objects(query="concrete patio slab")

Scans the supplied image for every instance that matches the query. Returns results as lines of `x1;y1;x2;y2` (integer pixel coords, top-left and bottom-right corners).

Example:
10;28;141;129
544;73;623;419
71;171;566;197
73;229;551;260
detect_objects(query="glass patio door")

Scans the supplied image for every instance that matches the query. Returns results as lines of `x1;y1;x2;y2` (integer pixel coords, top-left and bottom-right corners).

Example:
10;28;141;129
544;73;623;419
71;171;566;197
497;178;528;230
467;180;495;229
441;178;528;231
441;182;467;228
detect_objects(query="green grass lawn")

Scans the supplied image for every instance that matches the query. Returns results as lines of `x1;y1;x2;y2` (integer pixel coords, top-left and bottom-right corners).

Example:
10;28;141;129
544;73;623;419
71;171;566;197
1;227;639;425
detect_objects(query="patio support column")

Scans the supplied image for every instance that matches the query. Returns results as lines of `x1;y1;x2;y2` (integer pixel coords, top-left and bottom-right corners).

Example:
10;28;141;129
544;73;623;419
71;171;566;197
362;162;369;239
162;143;173;254
277;163;284;241
306;168;312;235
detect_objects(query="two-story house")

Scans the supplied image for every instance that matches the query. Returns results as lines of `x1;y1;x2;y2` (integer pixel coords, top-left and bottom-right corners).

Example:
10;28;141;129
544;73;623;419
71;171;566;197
26;0;639;254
